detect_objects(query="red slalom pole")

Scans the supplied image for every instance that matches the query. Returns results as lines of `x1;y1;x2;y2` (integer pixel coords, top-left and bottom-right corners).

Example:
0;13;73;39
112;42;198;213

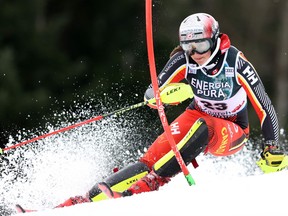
145;0;195;185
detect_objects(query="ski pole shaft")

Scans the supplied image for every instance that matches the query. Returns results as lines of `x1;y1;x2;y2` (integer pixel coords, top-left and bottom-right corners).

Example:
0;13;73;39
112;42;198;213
1;82;193;154
1;101;148;153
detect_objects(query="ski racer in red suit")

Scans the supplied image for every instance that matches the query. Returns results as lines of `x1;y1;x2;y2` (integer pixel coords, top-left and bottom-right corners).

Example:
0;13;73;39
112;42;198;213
56;13;285;206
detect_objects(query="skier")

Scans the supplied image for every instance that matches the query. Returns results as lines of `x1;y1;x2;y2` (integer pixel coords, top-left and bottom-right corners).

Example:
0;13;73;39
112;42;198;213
55;12;285;207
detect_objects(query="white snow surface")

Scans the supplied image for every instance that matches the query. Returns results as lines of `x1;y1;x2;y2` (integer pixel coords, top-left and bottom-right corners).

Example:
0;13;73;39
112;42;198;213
14;168;288;216
2;102;287;216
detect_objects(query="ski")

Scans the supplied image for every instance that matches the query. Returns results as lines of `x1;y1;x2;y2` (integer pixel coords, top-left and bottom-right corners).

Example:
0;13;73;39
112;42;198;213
98;182;123;199
15;204;37;214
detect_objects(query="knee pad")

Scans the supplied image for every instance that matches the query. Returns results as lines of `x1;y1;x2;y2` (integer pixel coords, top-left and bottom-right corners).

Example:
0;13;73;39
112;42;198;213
89;161;150;202
153;118;208;177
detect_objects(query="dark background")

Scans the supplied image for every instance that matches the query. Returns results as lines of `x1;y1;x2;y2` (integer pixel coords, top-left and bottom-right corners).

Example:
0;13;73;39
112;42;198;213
1;0;288;147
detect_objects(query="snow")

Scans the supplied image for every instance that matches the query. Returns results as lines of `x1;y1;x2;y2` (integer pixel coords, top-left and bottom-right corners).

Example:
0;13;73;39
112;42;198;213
13;166;288;216
2;102;287;216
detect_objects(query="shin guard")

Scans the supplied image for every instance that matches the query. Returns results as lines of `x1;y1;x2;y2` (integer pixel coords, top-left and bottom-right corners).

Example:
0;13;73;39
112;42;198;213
153;118;208;177
89;161;150;202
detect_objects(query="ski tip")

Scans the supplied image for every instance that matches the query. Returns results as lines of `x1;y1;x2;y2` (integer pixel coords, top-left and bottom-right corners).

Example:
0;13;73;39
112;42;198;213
98;182;123;199
15;204;36;214
98;182;114;198
15;204;26;213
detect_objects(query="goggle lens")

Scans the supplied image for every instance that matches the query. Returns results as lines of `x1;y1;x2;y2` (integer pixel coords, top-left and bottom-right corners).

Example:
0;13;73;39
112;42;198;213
181;39;212;54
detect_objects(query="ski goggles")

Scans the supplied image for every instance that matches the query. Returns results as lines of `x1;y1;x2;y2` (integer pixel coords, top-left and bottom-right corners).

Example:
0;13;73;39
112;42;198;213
180;39;213;55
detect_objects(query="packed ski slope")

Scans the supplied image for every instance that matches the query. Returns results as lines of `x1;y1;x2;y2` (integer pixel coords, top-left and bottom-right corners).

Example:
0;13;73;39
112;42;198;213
14;167;288;216
1;99;287;216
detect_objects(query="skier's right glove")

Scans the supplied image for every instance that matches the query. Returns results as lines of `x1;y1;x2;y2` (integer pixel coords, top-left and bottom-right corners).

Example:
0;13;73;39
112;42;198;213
261;141;285;167
144;86;157;109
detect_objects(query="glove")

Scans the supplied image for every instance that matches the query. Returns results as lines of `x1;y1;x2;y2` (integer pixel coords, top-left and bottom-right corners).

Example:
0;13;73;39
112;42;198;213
260;141;285;167
144;87;157;109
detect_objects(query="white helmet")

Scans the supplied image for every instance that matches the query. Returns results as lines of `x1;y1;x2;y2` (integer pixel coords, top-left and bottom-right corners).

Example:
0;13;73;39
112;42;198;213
179;13;220;55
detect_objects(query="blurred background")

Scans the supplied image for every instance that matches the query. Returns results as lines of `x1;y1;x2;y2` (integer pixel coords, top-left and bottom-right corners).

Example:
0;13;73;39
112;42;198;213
0;0;288;148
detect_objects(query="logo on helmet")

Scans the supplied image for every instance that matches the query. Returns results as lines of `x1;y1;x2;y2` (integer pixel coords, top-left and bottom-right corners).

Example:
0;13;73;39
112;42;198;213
180;28;204;41
179;13;219;48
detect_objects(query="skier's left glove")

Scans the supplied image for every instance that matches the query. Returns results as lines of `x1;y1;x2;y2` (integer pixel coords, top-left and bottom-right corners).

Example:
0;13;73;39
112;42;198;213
261;141;285;167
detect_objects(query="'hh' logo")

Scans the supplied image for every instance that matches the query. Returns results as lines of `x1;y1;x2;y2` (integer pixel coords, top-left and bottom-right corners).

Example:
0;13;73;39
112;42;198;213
242;66;258;86
170;122;180;135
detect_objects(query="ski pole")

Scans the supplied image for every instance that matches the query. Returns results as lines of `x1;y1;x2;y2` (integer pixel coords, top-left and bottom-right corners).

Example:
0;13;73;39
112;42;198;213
145;0;195;186
0;83;193;154
0;101;147;154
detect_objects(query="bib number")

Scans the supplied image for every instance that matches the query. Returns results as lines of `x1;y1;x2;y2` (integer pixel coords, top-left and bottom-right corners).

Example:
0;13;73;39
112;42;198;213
200;100;228;111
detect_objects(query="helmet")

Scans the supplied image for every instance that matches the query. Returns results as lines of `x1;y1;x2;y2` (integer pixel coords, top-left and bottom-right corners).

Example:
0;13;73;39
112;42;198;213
179;13;220;55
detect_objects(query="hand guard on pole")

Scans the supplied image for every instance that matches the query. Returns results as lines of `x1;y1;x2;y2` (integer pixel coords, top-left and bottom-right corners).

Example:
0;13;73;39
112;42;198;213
144;83;194;109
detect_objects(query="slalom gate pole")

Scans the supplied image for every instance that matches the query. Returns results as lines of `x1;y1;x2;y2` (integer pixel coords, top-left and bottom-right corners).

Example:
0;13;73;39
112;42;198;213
1;101;148;154
145;0;195;186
